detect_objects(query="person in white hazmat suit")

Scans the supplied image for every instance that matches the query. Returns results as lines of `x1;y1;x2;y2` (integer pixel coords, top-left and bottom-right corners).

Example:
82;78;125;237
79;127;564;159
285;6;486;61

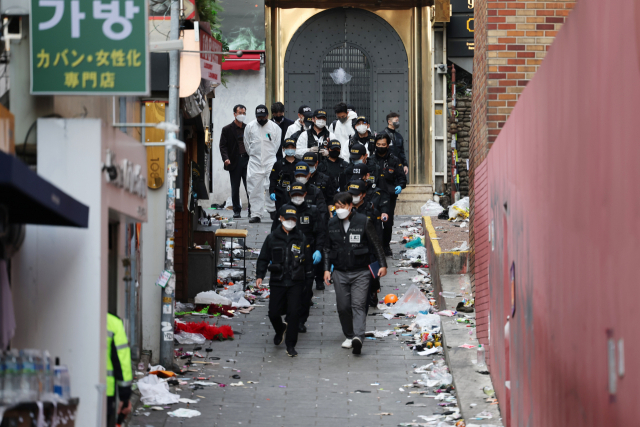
244;104;282;223
327;102;358;162
285;105;313;139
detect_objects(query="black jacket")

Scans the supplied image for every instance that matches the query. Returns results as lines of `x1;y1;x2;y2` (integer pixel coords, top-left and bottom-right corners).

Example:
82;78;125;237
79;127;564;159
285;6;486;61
219;121;246;171
273;117;295;159
367;152;407;196
349;132;376;155
295;202;326;271
269;157;297;199
379;127;408;168
323;212;386;272
256;226;307;286
318;157;349;193
308;170;336;211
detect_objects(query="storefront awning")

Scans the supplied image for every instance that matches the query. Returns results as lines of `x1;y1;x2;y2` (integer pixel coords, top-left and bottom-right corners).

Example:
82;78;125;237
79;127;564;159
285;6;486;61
0;151;89;228
222;51;263;71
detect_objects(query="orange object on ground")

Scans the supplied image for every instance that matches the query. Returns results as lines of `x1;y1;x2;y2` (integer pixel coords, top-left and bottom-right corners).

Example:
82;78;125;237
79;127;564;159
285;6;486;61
384;294;398;305
149;370;176;378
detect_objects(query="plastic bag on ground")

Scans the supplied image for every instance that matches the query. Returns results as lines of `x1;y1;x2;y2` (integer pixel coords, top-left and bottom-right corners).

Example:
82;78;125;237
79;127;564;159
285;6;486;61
451;241;469;251
175;302;195;313
217;269;245;280
413;313;441;332
405;237;424;248
405;246;427;261
137;374;180;405
174;331;206;344
168;408;201;418
385;284;431;315
194;290;231;305
421;200;444;216
448;196;469;219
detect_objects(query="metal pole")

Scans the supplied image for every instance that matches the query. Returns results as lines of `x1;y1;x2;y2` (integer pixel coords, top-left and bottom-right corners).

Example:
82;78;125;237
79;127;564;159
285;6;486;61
159;0;180;368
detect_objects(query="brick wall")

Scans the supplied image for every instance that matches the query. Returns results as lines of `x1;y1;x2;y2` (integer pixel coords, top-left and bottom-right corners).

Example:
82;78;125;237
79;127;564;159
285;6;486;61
469;0;575;293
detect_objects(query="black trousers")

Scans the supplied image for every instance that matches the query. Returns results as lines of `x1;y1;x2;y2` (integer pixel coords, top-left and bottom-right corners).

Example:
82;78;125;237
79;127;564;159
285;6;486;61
107;396;116;427
299;274;315;325
269;283;304;348
314;262;325;288
229;154;250;214
382;195;398;248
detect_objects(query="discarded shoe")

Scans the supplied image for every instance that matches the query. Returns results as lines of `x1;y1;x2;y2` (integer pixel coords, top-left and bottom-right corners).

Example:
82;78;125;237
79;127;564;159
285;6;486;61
249;217;261;223
456;301;474;313
352;337;363;355
298;323;307;333
286;347;298;357
274;323;287;346
341;338;353;349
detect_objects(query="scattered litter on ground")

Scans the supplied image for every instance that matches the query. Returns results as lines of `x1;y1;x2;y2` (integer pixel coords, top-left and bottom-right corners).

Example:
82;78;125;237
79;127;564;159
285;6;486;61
167;408;201;418
137;374;181;405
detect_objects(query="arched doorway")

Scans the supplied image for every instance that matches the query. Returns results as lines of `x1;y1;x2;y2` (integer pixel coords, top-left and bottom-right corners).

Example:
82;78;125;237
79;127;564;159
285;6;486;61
284;8;409;147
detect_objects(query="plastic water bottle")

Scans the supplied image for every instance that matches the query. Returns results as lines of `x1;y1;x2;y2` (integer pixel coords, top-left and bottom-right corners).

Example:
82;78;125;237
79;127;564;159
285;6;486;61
3;350;20;404
477;344;486;366
20;349;38;401
53;365;71;400
42;351;54;400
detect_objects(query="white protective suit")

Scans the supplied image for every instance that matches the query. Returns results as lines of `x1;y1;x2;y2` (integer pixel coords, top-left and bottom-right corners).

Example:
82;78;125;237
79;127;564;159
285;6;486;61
295;128;337;159
285;118;305;139
328;110;358;161
243;119;281;218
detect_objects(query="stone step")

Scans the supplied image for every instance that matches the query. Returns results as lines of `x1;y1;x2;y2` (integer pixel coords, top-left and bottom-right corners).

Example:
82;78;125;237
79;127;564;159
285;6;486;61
395;184;433;215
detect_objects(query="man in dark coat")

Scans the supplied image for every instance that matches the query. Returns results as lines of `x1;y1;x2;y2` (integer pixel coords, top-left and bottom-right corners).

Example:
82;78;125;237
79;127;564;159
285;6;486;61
219;104;251;218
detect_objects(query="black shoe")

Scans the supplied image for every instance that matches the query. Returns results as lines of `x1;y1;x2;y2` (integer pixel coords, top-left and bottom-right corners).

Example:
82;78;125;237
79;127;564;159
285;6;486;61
249;217;261;223
384;246;393;257
274;322;287;346
286;347;298;357
269;211;277;220
316;283;325;291
298;323;307;333
309;300;314;307
352;337;363;355
233;212;241;219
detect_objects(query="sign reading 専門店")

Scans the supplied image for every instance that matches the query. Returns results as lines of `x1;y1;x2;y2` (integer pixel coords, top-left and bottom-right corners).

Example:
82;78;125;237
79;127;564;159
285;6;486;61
30;0;149;95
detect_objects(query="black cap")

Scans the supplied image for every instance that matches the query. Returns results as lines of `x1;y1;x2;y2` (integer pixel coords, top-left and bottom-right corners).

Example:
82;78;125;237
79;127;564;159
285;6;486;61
294;162;309;176
303;115;314;126
350;163;369;178
283;138;296;148
302;152;318;165
289;182;306;195
348;180;367;195
255;104;268;118
279;204;297;220
347;104;356;111
349;143;367;160
313;109;328;118
298;105;312;115
329;139;341;149
355;115;368;124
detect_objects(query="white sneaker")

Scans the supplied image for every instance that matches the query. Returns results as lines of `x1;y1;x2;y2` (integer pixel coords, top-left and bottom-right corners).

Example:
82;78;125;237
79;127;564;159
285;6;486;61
341;338;353;349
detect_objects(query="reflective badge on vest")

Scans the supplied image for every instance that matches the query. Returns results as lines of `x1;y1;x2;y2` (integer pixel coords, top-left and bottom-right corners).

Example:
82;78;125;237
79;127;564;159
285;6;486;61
388;169;394;174
292;244;301;254
301;216;310;225
349;234;361;243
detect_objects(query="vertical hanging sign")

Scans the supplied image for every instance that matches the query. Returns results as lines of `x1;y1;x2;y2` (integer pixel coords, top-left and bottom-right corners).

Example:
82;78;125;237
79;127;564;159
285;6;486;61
30;0;149;94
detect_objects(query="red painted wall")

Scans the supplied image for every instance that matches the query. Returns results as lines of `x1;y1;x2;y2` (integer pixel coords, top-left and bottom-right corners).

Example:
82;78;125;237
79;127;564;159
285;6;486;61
479;0;640;425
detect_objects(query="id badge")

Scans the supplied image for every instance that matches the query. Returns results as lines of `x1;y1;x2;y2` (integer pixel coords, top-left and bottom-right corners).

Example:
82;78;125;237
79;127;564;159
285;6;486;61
291;244;301;254
301;216;310;225
349;234;361;243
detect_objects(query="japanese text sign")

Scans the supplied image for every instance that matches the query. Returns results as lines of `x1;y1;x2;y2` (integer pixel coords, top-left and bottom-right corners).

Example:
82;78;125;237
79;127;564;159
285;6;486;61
30;0;149;95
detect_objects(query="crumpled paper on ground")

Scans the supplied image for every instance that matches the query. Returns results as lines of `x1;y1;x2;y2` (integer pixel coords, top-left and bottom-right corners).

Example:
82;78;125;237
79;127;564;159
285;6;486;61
366;329;394;338
167;408;201;418
385;284;431;315
137;374;180;405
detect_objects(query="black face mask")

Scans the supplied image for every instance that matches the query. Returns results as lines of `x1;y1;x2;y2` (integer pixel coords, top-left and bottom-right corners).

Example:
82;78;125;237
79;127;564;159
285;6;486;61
376;146;388;155
273;116;284;123
329;150;341;159
257;118;269;126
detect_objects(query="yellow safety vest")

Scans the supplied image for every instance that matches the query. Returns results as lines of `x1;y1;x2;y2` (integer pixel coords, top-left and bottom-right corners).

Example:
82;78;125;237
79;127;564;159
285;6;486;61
106;313;133;397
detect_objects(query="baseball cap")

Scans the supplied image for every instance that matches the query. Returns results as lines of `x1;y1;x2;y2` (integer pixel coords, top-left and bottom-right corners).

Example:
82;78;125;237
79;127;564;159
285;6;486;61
313;109;328;118
298;105;312;115
347;104;356;112
255;104;268;118
302;152;318;165
289;182;306;195
283;138;296;148
348;180;367;195
349;143;367;160
303;115;314;127
294;162;309;176
355;115;368;124
350;163;369;179
328;139;341;150
279;204;297;220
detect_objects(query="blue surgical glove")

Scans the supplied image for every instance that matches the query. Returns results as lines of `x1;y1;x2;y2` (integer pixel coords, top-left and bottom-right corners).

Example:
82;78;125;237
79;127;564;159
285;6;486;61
313;250;322;264
395;186;402;195
331;265;334;273
270;193;276;201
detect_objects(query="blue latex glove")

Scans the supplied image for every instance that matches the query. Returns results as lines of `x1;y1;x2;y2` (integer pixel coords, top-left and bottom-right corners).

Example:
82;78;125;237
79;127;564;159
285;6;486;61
313;250;322;265
270;193;276;201
395;186;402;195
331;264;334;273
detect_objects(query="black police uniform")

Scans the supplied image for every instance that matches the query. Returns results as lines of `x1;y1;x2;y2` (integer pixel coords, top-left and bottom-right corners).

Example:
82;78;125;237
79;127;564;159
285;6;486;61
269;157;297;212
319;156;349;193
379;127;408;168
308;170;335;214
367;150;407;250
349;132;376;155
341;163;369;192
270;182;327;231
256;222;307;350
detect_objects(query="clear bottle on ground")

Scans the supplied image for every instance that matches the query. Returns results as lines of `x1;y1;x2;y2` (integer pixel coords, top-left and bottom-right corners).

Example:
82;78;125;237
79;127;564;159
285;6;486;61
3;350;21;404
20;349;39;401
53;365;71;400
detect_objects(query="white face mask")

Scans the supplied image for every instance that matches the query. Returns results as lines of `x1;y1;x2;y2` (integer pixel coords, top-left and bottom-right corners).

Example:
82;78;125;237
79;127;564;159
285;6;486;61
281;219;296;231
336;208;350;220
291;196;305;206
352;195;362;204
315;119;326;129
236;114;246;123
296;176;308;184
356;124;367;134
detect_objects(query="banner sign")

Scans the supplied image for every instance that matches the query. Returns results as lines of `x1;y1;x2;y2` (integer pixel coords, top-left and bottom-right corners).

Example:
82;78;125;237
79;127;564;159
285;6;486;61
30;0;149;95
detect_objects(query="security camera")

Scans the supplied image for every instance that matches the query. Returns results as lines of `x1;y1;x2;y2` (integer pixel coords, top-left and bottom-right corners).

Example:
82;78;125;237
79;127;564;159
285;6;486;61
436;64;447;74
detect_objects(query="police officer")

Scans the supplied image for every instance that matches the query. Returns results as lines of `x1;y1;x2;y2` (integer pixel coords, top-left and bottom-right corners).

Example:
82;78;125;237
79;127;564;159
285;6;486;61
367;134;407;256
107;313;133;427
323;192;387;355
295;109;336;159
293;162;328;223
379;112;409;176
285;105;313;139
271;102;294;159
256;204;307;358
303;151;336;214
340;142;369;190
349;163;391;227
318;139;350;201
288;183;326;331
269;138;298;216
349;116;376;155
